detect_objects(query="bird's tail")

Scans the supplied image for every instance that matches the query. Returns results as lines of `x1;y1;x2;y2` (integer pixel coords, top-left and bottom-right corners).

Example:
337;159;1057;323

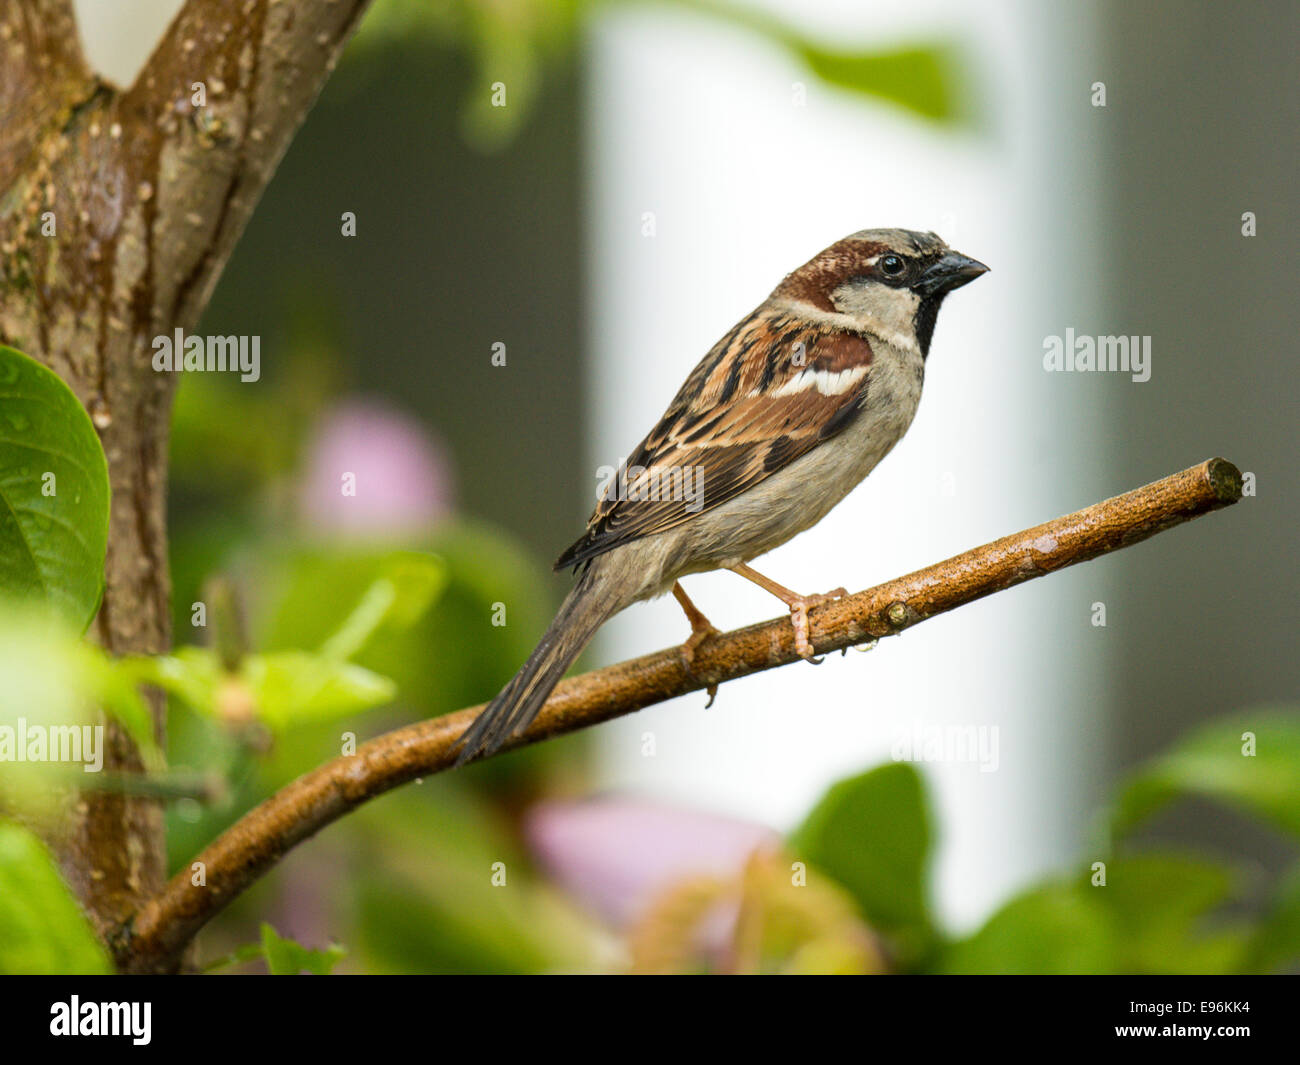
454;559;630;765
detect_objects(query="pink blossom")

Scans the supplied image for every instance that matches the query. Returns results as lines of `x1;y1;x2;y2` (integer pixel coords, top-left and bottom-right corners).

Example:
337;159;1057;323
298;399;453;537
525;796;778;928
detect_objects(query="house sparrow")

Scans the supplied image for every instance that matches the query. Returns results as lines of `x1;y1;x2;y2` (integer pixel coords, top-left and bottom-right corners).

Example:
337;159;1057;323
455;229;987;763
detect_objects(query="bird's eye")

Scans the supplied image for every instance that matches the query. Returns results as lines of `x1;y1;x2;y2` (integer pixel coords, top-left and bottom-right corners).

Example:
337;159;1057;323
879;254;906;277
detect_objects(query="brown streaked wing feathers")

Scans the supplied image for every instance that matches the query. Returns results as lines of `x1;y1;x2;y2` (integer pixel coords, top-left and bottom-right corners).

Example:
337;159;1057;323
555;314;873;571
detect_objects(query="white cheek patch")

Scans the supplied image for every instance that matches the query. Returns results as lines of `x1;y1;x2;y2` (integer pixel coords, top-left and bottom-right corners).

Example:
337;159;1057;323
766;297;921;357
766;365;868;398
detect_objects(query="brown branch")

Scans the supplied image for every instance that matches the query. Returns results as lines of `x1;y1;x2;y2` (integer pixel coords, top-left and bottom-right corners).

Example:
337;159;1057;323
117;0;375;330
118;457;1245;972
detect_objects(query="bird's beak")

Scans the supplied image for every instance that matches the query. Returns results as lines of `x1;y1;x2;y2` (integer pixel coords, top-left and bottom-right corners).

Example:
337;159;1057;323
913;252;990;298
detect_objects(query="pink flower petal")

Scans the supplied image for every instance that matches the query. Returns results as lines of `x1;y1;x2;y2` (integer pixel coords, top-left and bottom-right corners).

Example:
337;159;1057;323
299;399;453;537
525;796;778;927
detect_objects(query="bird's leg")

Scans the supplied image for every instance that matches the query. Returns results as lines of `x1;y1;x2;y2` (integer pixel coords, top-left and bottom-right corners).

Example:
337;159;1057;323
728;563;847;663
671;581;720;704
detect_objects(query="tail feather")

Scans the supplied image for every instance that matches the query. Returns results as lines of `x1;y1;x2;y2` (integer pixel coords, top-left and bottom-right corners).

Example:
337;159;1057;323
454;563;623;765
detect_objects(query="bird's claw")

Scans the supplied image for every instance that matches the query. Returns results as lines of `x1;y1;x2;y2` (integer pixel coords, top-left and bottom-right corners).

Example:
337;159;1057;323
680;623;721;706
789;587;847;663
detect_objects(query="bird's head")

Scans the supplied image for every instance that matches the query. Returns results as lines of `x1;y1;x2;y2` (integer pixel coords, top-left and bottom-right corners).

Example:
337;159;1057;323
772;228;989;357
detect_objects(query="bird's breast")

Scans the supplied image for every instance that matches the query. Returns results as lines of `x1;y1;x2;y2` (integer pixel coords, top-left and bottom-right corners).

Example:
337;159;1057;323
792;340;924;510
664;340;925;577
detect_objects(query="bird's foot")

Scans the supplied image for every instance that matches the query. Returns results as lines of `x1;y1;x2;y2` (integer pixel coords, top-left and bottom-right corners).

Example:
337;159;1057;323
681;620;721;665
786;587;847;663
726;564;848;663
672;581;720;706
681;625;721;706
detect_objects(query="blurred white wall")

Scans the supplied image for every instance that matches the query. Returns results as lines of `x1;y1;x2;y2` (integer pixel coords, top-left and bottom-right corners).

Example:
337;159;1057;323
585;0;1110;931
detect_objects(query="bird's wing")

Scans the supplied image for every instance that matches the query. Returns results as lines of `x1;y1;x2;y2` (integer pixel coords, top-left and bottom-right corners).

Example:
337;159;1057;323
555;309;875;571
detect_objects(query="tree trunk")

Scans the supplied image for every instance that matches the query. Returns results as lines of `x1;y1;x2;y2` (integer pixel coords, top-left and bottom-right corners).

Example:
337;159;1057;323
0;0;372;968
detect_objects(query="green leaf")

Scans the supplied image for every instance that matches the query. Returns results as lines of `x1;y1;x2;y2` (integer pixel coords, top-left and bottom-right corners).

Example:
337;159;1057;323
131;646;396;731
124;646;223;715
0;820;112;974
244;652;396;729
126;561;429;731
317;550;446;660
254;529;546;719
677;0;968;124
200;941;266;973
1099;853;1248;974
351;0;581;152
937;854;1250;975
0;345;110;631
80;646;163;771
0;601;162;816
224;529;552;789
1243;863;1300;974
259;546;453;654
1112;706;1300;840
787;762;935;961
937;882;1118;975
259;923;346;975
796;43;961;123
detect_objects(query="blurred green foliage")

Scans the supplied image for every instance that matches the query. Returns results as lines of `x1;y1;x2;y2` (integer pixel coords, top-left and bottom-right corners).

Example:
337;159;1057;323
0;821;111;975
935;856;1246;975
607;709;1300;974
0;601;161;824
626;846;885;974
1111;707;1300;838
757;710;1297;975
205;923;346;975
346;785;599;973
678;0;967;123
350;0;972;150
927;709;1300;974
126;551;446;735
788;762;935;966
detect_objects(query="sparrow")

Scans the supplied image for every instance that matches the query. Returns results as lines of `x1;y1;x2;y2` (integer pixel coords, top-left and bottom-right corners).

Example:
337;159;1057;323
455;229;988;764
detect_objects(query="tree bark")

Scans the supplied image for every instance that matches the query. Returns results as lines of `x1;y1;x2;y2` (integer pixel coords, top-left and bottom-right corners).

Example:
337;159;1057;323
0;0;372;958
